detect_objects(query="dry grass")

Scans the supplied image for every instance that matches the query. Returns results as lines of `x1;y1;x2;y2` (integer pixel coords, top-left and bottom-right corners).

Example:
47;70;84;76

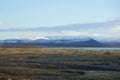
0;48;120;80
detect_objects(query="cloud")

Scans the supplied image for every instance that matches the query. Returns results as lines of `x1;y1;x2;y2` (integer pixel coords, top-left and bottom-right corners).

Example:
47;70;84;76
115;26;120;31
60;30;88;36
91;33;101;37
0;22;4;26
113;26;120;31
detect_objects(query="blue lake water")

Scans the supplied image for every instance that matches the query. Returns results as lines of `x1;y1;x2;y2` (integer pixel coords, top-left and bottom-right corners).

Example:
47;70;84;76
42;47;120;50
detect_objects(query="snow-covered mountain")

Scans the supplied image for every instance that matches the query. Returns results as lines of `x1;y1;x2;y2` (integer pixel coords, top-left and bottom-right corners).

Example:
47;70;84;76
1;35;120;47
0;36;104;47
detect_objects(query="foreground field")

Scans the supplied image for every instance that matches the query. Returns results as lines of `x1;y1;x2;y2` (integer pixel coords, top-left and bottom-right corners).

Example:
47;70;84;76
0;48;120;80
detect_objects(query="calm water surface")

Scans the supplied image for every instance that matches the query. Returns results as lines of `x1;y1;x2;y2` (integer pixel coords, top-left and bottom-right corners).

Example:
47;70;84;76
42;47;120;50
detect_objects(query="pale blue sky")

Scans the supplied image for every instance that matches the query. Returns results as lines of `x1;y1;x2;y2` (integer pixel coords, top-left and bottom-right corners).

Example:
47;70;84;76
0;0;120;39
0;0;120;28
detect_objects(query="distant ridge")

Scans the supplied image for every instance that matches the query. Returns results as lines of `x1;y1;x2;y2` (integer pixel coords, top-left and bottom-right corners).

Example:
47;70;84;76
0;36;105;47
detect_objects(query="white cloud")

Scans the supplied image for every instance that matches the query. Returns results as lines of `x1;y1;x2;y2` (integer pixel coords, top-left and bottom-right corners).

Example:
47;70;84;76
113;26;120;31
60;30;88;36
91;33;101;37
0;22;4;26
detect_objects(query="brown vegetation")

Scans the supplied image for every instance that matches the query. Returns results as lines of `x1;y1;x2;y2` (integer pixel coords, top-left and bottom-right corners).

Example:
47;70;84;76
0;48;120;80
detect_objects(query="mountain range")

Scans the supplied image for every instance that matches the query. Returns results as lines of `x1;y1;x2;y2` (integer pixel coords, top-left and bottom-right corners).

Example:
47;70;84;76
0;36;119;47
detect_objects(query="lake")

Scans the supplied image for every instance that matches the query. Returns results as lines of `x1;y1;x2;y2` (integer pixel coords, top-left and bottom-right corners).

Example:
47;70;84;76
42;47;120;50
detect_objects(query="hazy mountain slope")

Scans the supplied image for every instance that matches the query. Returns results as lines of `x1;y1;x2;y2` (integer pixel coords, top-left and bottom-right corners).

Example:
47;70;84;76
31;36;104;47
0;36;104;47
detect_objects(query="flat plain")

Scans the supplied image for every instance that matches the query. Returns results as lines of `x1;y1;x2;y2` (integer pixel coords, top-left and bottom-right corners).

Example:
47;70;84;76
0;48;120;80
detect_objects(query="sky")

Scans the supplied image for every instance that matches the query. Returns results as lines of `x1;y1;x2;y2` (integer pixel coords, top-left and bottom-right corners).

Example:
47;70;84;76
0;0;120;39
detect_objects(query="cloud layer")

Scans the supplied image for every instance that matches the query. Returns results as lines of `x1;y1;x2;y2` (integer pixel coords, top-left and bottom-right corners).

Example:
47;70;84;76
0;19;120;41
